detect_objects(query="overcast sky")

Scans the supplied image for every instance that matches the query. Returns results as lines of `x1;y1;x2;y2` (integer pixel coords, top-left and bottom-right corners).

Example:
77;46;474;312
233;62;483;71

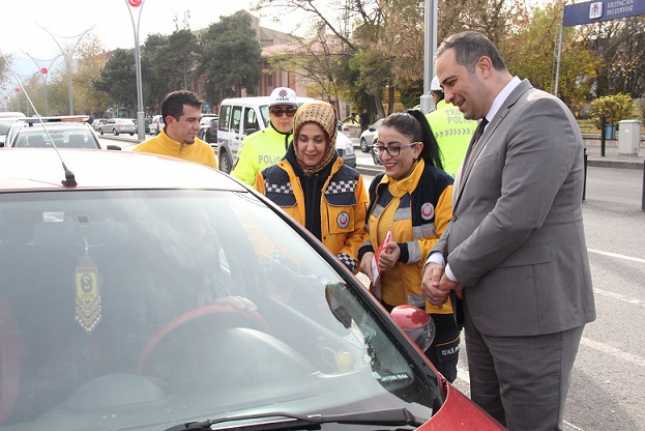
2;0;548;79
1;0;299;70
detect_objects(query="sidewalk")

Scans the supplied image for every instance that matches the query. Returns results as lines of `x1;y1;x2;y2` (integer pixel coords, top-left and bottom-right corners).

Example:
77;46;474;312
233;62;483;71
584;138;644;170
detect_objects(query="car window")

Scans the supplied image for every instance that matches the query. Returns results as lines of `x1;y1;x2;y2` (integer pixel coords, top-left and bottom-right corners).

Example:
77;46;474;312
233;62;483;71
218;105;231;131
260;105;269;126
242;107;259;136
0;120;14;136
231;106;242;134
13;127;98;149
0;189;439;429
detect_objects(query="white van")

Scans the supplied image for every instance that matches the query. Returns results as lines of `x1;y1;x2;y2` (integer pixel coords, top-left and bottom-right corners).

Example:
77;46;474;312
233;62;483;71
216;97;355;173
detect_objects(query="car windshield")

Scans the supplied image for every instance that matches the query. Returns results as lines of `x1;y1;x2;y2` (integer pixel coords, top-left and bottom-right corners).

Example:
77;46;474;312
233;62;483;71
0;190;440;430
13;126;97;149
0;119;24;140
0;120;15;136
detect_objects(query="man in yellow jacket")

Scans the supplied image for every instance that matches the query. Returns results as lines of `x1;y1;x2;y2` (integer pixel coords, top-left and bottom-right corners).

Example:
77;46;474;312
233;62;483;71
134;90;217;169
231;87;297;187
425;77;476;177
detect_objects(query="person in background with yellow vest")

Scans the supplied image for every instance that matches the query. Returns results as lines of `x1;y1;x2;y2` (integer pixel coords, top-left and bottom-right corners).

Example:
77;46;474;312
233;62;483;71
232;87;298;187
256;101;368;273
134;90;217;169
426;76;477;177
357;110;459;381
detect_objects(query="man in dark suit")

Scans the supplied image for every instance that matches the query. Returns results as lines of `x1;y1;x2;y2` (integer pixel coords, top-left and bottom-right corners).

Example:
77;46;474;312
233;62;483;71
422;31;596;430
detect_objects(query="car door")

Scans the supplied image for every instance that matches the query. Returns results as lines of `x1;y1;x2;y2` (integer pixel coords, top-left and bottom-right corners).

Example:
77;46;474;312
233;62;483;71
228;105;244;160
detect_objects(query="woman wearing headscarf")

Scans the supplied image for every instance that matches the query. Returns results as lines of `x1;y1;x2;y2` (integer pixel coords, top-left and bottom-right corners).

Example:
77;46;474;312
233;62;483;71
358;110;460;382
256;101;368;273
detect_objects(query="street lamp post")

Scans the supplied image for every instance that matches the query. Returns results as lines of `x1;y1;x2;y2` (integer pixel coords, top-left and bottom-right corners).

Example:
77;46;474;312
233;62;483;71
23;52;61;116
38;25;93;115
125;0;146;142
420;0;438;113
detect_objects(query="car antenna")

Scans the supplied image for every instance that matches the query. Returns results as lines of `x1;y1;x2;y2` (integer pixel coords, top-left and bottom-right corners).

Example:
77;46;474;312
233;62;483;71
13;75;77;187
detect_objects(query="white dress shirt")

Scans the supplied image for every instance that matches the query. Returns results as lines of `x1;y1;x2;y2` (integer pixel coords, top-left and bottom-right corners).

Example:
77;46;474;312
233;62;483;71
427;76;521;281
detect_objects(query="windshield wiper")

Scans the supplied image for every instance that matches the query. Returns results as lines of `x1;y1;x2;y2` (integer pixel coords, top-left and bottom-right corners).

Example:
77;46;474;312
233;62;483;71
163;407;425;431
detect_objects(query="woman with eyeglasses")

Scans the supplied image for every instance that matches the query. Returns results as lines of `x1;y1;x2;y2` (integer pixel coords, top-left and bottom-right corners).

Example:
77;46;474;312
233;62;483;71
256;101;368;273
357;110;460;382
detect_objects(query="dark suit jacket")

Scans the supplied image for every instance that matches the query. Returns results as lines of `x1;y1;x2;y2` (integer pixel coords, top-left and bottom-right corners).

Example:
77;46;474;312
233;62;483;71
434;80;595;336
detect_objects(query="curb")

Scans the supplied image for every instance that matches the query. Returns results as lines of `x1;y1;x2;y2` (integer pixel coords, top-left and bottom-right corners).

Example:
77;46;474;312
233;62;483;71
587;159;644;170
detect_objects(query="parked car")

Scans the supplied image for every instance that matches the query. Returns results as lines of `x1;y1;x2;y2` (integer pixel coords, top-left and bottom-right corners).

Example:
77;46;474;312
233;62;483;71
0;112;26;147
97;118;136;136
149;115;164;135
2;116;101;149
359;118;383;152
198;113;218;143
217;97;355;173
91;119;108;132
0;148;502;430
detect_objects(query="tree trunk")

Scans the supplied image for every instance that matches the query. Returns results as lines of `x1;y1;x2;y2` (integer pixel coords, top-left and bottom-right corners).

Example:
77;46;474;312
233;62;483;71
371;94;385;119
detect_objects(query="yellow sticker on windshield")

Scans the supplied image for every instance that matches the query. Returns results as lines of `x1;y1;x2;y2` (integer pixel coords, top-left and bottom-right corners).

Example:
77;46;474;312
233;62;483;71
75;257;102;333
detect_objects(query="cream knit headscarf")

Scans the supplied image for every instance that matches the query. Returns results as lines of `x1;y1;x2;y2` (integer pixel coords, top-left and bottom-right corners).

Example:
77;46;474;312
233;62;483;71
292;101;338;175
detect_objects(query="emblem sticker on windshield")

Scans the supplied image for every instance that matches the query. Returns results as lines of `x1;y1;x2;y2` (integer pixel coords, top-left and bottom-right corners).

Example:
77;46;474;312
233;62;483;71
337;211;350;229
75;255;102;333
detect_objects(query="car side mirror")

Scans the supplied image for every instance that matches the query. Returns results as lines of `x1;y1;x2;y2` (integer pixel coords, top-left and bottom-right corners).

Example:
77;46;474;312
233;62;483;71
390;305;435;351
324;283;353;329
106;145;122;151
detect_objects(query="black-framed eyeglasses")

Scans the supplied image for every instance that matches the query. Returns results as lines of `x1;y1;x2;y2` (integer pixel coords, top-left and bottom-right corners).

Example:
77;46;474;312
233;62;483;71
270;107;297;117
374;142;420;157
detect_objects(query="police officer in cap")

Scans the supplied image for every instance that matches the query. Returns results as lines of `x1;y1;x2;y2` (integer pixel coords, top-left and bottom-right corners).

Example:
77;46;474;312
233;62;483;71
232;87;298;187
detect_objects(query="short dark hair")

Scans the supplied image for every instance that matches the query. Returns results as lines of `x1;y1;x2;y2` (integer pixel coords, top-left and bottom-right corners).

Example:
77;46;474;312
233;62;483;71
161;90;202;121
382;110;443;170
437;31;507;71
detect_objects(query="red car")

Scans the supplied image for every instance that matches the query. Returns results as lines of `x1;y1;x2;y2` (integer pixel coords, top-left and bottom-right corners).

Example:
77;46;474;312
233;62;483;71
0;148;502;430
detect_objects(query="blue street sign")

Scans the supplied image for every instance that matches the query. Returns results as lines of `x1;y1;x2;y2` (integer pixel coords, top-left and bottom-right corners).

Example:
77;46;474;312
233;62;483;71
563;0;645;27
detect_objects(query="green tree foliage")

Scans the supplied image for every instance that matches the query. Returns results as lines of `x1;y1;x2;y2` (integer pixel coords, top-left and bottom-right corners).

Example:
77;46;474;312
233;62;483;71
590;93;634;127
438;0;526;45
95;48;138;112
142;29;201;112
502;2;599;114
167;29;200;90
142;33;171;111
72;36;111;115
200;11;262;103
585;17;645;98
260;0;526;115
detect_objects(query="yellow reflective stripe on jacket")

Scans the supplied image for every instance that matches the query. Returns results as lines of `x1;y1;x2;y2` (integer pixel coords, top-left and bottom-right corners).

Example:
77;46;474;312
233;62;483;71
426;100;477;177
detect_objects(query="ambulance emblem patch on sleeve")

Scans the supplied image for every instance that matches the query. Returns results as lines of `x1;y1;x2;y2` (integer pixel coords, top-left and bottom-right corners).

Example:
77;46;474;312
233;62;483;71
421;202;435;221
337;211;350;229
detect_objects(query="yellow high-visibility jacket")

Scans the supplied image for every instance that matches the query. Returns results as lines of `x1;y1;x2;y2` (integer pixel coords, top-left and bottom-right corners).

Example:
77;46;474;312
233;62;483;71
133;129;217;169
359;160;454;313
426;100;477;177
256;157;368;273
232;124;291;187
